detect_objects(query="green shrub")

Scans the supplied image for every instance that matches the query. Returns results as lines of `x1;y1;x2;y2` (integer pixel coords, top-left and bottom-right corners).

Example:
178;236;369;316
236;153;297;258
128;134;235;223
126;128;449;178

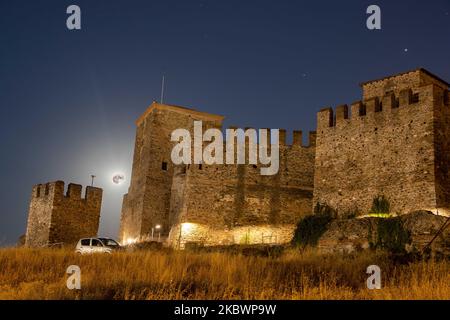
370;217;411;253
370;195;390;214
314;202;337;217
292;203;336;247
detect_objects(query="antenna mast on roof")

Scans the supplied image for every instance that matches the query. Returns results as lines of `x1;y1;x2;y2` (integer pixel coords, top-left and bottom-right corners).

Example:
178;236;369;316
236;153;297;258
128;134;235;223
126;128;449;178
160;75;165;104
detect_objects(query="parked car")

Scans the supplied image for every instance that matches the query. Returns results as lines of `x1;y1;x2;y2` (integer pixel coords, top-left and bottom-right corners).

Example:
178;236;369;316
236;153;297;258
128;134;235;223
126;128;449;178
75;237;121;254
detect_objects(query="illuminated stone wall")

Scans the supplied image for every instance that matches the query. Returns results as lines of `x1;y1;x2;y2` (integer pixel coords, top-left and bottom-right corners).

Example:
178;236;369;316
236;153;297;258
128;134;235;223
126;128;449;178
167;222;296;249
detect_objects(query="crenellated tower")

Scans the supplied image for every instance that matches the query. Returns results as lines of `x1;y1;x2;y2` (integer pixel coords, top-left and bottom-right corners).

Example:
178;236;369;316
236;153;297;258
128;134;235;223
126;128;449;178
25;181;103;247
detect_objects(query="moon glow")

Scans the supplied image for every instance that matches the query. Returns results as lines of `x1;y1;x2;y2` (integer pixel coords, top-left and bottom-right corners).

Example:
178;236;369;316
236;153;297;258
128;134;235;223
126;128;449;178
112;173;125;185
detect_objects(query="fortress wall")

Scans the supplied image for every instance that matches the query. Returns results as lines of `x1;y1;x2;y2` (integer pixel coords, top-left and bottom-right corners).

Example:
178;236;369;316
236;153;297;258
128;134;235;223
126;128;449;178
314;83;439;216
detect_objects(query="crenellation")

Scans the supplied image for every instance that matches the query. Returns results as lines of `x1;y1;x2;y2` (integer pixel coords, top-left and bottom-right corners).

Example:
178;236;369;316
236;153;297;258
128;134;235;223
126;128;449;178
399;88;413;107
382;92;397;110
292;130;302;145
33;184;42;198
317;107;334;129
364;97;381;114
335;104;349;122
279;129;287;145
308;131;317;147
351;101;365;117
85;186;103;205
66;183;82;199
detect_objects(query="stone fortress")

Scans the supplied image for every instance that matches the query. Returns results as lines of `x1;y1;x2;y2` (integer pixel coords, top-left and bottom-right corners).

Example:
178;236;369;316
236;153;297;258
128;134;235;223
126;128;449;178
119;68;450;248
25;68;450;249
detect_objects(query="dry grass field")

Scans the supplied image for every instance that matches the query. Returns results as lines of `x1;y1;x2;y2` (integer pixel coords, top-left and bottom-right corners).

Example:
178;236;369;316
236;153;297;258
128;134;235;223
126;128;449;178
0;247;448;300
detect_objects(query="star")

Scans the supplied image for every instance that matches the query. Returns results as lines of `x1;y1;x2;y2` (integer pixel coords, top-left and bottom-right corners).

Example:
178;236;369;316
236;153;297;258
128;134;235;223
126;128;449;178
404;48;408;53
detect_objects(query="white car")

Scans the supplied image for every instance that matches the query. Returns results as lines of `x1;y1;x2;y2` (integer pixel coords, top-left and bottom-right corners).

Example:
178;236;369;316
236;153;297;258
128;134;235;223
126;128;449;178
75;237;121;254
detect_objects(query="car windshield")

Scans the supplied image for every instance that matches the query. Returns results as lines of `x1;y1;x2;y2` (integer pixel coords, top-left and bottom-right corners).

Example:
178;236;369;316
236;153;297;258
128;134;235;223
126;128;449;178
99;238;120;247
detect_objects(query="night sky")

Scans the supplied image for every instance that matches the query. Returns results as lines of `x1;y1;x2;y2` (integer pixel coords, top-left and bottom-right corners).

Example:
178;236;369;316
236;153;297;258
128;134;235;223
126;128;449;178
0;0;448;245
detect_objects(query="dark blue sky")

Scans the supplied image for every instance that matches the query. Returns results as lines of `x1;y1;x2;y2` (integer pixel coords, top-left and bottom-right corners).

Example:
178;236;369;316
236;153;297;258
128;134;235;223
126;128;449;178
0;0;448;245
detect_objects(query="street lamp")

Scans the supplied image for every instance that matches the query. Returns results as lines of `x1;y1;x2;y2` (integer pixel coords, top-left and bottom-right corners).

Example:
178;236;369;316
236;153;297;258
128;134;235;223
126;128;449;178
155;224;161;242
152;224;162;241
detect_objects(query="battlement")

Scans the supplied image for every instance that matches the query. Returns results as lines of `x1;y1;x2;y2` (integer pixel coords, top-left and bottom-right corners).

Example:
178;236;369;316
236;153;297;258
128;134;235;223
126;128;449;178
318;83;447;129
279;129;316;147
225;126;316;148
32;181;102;205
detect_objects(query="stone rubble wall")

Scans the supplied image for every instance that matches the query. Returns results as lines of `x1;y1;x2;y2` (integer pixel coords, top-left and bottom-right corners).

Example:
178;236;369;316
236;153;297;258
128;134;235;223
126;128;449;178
317;211;450;254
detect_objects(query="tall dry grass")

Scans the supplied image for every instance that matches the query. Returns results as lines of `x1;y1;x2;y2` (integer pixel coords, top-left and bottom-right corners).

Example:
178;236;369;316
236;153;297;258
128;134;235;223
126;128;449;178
0;247;448;300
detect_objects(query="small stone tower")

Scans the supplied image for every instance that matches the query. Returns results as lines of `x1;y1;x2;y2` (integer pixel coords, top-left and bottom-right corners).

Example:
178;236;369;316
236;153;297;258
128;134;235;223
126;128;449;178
25;181;103;248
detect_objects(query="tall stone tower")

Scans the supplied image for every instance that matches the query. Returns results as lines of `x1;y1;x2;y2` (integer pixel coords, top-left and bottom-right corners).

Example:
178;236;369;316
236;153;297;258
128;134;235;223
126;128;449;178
25;181;103;247
119;102;224;243
313;68;450;216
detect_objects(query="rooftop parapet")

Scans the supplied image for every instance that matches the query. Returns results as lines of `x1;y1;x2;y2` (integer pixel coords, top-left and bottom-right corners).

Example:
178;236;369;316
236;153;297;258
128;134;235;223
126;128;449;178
136;101;225;126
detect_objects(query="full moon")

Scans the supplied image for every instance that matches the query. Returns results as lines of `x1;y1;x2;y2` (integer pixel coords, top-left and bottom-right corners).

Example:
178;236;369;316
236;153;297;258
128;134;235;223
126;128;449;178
112;173;125;185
